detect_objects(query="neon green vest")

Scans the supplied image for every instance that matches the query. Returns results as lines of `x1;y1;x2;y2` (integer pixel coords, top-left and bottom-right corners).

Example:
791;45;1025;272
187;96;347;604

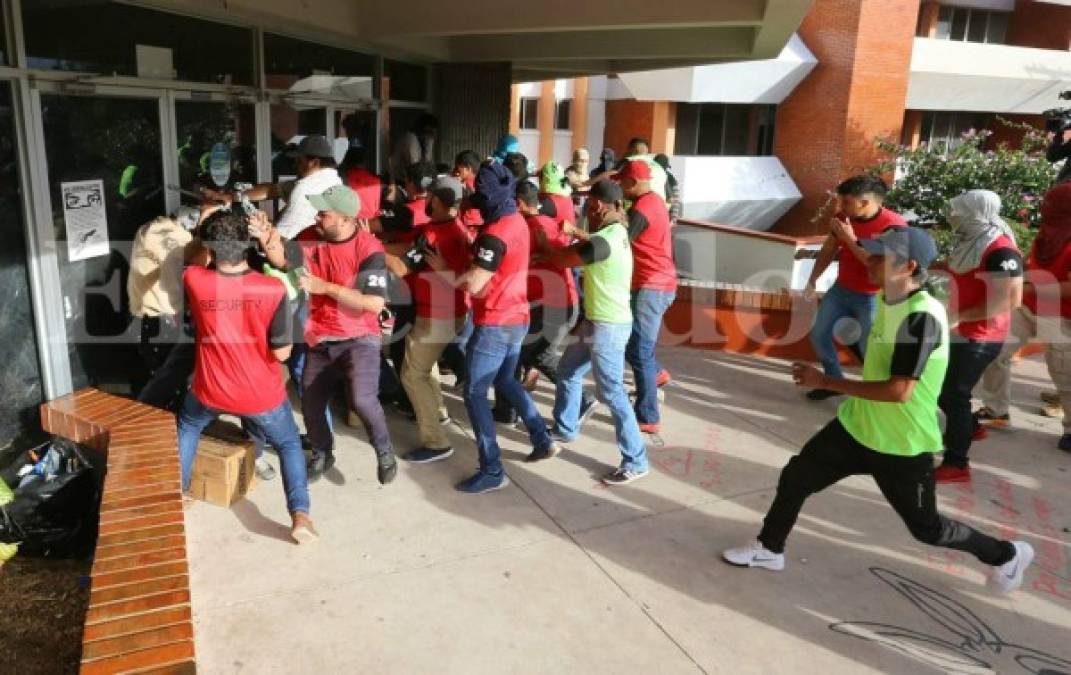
583;221;633;324
838;289;949;456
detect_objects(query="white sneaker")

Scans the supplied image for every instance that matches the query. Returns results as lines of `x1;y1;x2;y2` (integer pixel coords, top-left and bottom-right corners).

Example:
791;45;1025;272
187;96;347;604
722;540;785;571
255;456;277;481
988;541;1034;593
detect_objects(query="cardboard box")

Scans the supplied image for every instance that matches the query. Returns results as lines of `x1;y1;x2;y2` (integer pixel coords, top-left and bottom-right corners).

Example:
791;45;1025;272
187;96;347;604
189;437;256;507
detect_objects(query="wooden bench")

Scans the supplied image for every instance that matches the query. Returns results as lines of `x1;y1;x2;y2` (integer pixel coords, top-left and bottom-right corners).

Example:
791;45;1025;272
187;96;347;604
41;389;196;674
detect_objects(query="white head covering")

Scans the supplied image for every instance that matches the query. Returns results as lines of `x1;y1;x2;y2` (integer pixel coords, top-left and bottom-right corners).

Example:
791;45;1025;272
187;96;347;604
947;190;1016;274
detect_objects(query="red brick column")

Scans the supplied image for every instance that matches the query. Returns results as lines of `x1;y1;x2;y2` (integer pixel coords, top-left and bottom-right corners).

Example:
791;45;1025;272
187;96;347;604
773;0;921;237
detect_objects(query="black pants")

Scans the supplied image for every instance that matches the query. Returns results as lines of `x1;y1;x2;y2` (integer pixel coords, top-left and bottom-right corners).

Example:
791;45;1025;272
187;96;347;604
303;337;393;458
758;419;1014;566
136;315;195;411
939;339;1003;468
385;302;415;407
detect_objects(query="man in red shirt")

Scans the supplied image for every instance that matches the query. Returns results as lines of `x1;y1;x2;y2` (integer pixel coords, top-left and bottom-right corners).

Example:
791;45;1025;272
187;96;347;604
935;191;1023;483
453;149;483;235
296;185;397;485
803;175;907;400
178;210;316;544
385;176;473;463
617;159;678;434
456;161;559;493
977;181;1071;452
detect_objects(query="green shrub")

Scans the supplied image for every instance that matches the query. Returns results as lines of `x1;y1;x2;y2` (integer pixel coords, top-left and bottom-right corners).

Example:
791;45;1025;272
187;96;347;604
861;118;1058;257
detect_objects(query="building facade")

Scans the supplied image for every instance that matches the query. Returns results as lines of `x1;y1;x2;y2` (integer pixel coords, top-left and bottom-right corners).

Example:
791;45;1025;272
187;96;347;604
511;0;1071;237
0;0;808;448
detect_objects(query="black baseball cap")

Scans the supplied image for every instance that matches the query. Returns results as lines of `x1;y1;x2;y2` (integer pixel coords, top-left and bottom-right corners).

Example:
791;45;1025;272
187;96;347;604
860;227;938;273
589;179;623;204
286;134;335;159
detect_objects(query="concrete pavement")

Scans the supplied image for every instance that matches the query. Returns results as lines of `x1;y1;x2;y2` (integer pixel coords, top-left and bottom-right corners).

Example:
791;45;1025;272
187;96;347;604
185;348;1071;674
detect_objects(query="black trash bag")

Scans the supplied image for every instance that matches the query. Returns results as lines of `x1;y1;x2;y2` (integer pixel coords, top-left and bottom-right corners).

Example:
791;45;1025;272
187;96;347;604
0;439;101;558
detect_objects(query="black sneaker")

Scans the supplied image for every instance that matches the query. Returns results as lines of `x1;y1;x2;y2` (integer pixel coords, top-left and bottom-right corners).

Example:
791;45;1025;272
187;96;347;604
391;400;417;420
492;407;518;425
525;442;562;463
404;446;454;463
377;452;398;485
602;467;649;485
307;451;336;483
805;388;840;401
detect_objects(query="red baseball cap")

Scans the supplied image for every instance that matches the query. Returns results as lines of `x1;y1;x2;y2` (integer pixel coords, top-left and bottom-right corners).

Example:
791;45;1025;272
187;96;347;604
614;159;652;182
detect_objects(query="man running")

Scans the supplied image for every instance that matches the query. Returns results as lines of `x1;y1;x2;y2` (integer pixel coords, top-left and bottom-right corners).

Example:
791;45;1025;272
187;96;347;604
723;228;1033;593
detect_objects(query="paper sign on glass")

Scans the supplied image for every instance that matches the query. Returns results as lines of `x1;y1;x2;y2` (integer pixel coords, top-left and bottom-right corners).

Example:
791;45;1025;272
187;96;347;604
62;179;110;262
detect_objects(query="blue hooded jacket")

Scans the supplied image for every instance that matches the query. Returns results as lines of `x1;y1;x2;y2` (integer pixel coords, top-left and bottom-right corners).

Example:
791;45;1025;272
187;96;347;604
473;161;517;224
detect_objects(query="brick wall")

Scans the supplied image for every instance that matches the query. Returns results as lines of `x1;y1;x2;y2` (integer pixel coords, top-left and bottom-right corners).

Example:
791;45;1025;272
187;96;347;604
773;0;921;237
604;99;656;157
1007;0;1071;51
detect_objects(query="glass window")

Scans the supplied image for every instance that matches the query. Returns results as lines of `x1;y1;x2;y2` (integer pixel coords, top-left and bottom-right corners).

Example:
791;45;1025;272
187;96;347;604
0;83;44;446
967;11;988;43
986;12;1009;44
264;34;374;100
696;105;725;155
675;103;776;156
336;110;377;171
723;105;751;155
555;99;572;130
755;105;777;156
23;3;254;85
385;59;428;102
950;7;968;41
270;104;327;183
0;3;7;66
175;102;257;205
519;97;539;130
935;6;952;39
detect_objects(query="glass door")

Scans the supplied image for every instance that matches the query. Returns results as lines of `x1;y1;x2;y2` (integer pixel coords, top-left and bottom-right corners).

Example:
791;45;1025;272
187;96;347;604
0;82;45;447
173;97;258;205
36;88;166;393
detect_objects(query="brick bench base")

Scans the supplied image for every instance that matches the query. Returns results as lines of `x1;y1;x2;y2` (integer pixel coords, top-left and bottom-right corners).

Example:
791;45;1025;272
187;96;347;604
41;390;195;674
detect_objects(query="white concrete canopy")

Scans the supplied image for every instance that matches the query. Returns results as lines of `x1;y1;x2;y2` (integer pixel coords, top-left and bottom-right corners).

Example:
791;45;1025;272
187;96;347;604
907;37;1071;113
673;156;803;231
152;0;811;81
616;34;818;104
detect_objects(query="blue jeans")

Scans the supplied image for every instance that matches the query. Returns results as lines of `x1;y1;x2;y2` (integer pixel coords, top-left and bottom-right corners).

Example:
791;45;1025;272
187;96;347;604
625;288;676;425
178;393;310;514
810;283;876;378
463;324;553;476
554;320;647;473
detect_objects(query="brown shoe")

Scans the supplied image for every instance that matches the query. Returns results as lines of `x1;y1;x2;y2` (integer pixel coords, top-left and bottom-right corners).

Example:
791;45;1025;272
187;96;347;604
290;512;319;545
1040;390;1060;405
1040;402;1065;418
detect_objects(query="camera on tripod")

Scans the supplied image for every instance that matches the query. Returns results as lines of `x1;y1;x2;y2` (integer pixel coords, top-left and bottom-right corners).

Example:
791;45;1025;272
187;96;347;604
1043;90;1071;133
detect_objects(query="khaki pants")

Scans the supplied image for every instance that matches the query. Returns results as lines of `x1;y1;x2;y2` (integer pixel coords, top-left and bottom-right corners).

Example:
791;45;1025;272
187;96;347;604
977;307;1071;432
401;316;466;449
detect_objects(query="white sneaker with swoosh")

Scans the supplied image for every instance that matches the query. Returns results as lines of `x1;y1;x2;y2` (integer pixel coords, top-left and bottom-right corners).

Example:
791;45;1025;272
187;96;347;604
723;540;785;571
987;541;1034;593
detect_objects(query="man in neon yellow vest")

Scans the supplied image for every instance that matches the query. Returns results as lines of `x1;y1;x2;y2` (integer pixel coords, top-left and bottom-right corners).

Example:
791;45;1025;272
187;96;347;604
724;228;1034;593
